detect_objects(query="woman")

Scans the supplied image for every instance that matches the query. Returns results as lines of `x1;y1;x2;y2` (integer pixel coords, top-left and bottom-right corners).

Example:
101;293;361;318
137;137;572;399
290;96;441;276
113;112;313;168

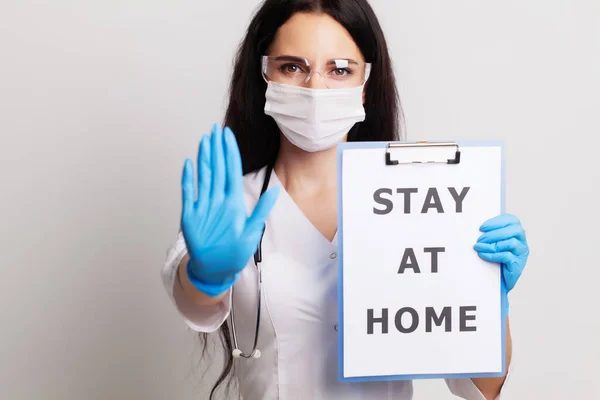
162;0;529;399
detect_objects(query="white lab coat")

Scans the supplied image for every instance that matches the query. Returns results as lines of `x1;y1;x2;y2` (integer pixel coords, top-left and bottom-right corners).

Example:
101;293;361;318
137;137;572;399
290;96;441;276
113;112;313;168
162;166;508;400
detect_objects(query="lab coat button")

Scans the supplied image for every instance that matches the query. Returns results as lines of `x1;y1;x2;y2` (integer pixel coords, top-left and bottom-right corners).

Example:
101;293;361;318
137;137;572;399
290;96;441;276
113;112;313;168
334;324;338;332
330;252;337;259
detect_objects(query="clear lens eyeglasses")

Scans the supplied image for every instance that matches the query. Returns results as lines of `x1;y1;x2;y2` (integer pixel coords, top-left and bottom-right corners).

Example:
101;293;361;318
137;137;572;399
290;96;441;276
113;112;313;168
261;55;372;89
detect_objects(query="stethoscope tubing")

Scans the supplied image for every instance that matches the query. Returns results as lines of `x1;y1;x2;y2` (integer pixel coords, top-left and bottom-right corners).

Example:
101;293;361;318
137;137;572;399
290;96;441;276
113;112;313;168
230;164;274;359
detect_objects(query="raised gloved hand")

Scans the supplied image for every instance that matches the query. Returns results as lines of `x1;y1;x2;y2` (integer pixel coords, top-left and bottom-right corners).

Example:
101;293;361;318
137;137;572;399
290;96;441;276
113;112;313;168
180;123;280;297
473;214;529;311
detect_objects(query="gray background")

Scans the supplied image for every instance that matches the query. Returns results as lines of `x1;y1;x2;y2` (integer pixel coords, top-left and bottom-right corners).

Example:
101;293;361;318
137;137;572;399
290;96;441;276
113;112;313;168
1;0;599;399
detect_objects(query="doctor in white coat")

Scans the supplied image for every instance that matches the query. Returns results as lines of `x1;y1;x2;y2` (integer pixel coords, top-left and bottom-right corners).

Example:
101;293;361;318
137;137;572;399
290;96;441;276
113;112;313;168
161;1;530;399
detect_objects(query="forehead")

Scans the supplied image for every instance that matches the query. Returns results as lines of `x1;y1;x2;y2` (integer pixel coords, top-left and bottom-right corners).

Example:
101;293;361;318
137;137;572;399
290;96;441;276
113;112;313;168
268;12;364;65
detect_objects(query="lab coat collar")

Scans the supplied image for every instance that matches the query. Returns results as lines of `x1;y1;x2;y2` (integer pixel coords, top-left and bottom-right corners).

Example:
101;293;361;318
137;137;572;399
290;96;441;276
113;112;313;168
263;167;339;267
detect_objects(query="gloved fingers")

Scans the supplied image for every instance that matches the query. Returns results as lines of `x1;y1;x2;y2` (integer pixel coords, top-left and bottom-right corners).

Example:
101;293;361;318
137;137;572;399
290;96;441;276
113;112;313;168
210;123;226;204
181;158;195;216
479;214;520;232
476;250;516;267
473;238;528;256
223;126;244;200
477;223;526;244
245;186;281;236
196;134;211;215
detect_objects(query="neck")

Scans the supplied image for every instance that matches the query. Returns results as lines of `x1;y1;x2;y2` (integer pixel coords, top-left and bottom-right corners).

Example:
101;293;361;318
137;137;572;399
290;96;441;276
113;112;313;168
274;136;340;194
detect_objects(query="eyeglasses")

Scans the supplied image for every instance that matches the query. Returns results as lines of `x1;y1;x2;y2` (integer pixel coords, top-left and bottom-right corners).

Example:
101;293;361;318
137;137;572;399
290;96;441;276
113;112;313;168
261;55;371;89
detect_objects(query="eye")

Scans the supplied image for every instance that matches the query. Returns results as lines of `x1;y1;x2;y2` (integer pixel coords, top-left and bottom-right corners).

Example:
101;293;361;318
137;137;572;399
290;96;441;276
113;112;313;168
279;63;305;74
331;68;353;77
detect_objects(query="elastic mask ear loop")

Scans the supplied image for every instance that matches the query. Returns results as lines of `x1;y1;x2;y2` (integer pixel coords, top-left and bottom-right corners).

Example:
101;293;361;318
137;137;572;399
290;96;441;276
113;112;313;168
365;63;372;82
261;55;269;84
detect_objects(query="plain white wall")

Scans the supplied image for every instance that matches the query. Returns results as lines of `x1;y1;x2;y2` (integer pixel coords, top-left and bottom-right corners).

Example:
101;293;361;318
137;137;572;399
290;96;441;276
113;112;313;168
1;1;599;399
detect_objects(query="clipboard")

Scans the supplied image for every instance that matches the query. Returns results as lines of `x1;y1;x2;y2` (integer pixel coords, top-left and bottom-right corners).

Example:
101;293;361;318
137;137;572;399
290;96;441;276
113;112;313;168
336;140;507;383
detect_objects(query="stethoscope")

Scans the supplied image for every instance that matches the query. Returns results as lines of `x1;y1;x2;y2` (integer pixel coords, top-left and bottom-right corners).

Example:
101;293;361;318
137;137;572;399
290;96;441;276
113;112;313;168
230;163;273;360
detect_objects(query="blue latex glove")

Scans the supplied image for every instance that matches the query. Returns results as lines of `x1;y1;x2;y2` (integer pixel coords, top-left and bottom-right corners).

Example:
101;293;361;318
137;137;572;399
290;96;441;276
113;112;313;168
473;214;529;311
180;123;280;297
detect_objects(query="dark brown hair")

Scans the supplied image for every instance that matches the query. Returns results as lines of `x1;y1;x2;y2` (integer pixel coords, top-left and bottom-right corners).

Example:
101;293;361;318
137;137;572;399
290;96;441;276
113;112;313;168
204;0;403;398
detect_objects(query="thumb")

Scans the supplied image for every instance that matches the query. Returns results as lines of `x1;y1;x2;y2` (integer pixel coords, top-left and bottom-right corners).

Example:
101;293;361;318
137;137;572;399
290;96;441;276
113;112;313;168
244;186;280;236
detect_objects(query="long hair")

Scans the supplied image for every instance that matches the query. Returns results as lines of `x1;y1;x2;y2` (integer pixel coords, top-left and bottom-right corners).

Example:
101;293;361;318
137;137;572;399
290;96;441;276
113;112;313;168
204;0;403;398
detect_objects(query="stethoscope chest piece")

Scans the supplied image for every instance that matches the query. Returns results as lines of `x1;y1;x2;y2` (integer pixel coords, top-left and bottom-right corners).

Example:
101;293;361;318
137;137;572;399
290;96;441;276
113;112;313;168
232;348;261;359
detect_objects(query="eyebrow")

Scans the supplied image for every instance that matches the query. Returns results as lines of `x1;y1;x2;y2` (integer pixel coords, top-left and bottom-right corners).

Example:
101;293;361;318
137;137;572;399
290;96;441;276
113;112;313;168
273;55;306;63
273;55;359;65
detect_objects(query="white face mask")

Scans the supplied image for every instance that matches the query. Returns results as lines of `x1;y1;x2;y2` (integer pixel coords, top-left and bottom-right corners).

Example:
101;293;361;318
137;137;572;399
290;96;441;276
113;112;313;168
264;81;366;152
